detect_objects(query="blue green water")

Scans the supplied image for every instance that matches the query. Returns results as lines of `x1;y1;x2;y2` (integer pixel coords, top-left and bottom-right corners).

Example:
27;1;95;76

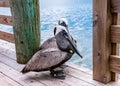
0;0;92;69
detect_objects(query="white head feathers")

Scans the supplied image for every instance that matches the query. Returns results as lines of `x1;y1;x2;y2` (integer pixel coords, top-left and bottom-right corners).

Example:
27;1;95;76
54;25;68;35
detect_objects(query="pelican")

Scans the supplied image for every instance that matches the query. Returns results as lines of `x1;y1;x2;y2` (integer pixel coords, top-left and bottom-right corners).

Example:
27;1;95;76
21;24;82;79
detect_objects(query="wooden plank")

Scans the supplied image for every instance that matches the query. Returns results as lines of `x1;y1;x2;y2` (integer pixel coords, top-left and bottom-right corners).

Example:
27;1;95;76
65;66;106;86
0;50;94;86
65;66;120;86
0;15;12;25
93;0;112;83
0;41;112;86
0;54;94;86
0;60;45;86
0;39;120;86
0;31;14;43
0;73;22;86
0;0;9;7
66;62;92;75
111;0;120;13
0;43;95;86
111;13;119;81
111;25;120;43
0;41;93;86
26;72;94;86
110;55;120;73
9;0;40;64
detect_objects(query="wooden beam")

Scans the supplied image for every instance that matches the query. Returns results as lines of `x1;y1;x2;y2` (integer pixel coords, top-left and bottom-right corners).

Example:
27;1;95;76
111;13;119;81
111;25;120;43
0;15;12;25
0;31;14;43
118;13;120;24
0;0;9;7
9;0;40;64
93;0;112;83
110;55;120;74
111;0;120;13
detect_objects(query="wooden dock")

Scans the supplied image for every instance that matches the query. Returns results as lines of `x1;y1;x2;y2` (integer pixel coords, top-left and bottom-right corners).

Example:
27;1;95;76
1;0;120;85
0;40;119;86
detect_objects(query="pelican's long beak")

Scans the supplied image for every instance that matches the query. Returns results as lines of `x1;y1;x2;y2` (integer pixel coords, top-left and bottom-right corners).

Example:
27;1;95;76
63;31;83;58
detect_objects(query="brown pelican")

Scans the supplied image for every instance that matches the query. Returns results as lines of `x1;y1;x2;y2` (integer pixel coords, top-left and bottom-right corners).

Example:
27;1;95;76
21;25;82;79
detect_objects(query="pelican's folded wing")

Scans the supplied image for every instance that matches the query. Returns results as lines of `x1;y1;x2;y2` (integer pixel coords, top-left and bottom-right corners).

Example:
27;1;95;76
21;48;73;73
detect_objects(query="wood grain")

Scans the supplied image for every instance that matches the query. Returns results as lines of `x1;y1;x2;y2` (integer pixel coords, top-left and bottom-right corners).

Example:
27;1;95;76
0;31;14;43
0;0;9;7
0;73;21;86
0;39;120;86
0;42;94;86
93;0;112;83
110;55;120;73
0;15;12;25
111;0;120;13
111;25;120;43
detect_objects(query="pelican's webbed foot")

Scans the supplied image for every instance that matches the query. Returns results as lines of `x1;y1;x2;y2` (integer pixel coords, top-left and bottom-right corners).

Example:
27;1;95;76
50;70;66;79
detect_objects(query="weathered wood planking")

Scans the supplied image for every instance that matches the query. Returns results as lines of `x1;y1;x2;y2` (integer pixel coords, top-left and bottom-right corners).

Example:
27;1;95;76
93;0;112;84
111;25;120;43
111;0;120;13
0;42;95;86
110;55;120;74
0;73;21;86
0;39;120;86
0;31;14;43
0;15;12;25
0;44;94;86
0;0;9;7
0;61;46;86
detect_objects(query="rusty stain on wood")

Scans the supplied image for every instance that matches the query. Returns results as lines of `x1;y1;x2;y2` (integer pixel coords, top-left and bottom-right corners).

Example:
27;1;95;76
0;15;12;25
0;0;9;7
0;31;14;43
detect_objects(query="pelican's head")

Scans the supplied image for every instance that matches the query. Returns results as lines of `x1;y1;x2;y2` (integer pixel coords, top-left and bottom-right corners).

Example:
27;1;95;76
54;25;68;36
58;18;68;28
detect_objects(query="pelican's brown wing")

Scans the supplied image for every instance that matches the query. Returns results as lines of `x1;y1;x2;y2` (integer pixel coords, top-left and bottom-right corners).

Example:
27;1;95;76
21;48;73;73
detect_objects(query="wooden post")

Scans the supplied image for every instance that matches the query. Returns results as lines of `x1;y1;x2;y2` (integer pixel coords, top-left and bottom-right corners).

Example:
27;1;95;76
111;13;119;81
93;0;112;83
9;0;40;64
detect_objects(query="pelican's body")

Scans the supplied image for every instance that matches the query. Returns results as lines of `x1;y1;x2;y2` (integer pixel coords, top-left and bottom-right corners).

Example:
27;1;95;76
21;19;82;79
22;37;73;73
